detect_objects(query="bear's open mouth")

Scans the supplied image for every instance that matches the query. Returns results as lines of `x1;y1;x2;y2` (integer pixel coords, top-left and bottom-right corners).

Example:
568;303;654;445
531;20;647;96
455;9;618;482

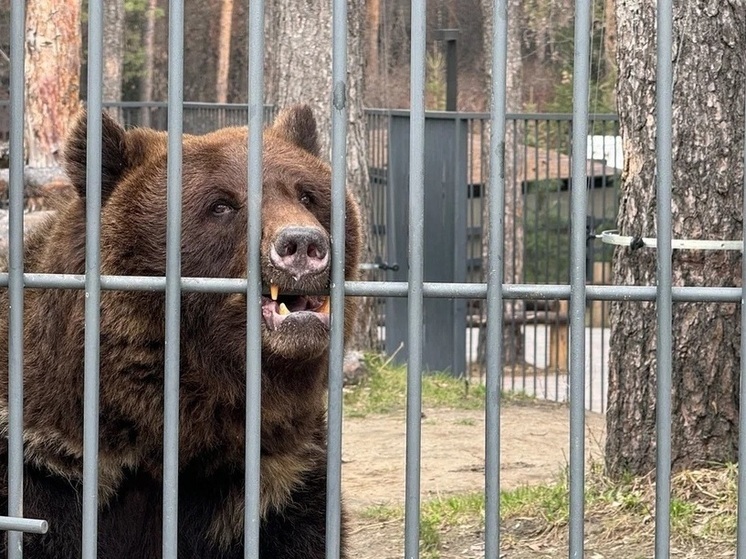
261;284;330;331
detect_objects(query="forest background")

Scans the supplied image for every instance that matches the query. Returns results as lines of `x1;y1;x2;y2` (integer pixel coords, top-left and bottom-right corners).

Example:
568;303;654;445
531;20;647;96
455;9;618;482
0;0;617;115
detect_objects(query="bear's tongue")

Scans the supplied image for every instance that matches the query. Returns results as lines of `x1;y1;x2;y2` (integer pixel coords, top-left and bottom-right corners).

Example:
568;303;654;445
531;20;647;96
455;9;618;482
261;293;330;331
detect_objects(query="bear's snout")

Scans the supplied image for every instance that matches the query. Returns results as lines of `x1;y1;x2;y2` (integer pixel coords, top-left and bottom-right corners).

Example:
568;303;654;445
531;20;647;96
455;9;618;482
269;226;330;280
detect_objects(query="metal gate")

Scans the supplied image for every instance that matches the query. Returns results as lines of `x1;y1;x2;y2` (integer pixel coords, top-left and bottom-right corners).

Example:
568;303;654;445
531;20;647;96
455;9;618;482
1;1;745;559
385;112;468;376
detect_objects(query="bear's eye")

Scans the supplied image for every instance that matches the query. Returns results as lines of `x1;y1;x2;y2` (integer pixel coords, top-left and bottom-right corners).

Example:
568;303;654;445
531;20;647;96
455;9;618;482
299;192;312;206
210;200;236;216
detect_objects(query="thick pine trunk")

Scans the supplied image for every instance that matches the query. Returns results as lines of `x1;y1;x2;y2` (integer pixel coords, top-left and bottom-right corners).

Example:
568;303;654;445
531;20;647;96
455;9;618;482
605;1;746;477
265;0;377;351
24;0;81;167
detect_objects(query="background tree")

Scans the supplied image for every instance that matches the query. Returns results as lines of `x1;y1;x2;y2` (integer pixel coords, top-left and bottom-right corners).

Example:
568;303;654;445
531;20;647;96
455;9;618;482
265;0;377;350
104;0;125;119
605;2;746;476
478;0;524;364
140;0;158;125
215;0;234;104
24;0;81;167
366;0;380;78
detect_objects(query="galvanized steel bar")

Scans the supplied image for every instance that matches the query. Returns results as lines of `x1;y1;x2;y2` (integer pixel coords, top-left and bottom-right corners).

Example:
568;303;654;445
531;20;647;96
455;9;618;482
6;272;746;304
0;517;47;535
326;0;348;557
738;71;746;559
82;1;104;557
1;274;745;303
568;0;592;554
244;0;265;557
6;0;25;556
162;0;184;557
654;0;674;556
484;0;508;556
405;0;427;556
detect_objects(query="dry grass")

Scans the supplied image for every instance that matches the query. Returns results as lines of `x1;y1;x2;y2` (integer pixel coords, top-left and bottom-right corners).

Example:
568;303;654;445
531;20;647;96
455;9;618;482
502;462;738;555
361;463;739;558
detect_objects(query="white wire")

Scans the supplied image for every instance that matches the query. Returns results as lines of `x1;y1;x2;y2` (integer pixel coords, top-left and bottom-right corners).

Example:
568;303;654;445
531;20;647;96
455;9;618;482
599;230;744;251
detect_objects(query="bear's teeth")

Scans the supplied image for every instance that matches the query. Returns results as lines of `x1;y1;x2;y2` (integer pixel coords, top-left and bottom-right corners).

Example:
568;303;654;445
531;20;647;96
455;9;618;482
270;284;279;301
318;298;330;314
278;302;291;316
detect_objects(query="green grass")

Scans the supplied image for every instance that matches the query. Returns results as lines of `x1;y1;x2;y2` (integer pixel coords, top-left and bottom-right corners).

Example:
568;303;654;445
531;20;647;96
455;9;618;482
344;353;533;418
362;493;486;559
360;464;740;558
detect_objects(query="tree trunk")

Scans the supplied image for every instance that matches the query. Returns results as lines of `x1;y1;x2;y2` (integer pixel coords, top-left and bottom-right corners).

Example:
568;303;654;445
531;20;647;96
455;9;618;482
605;2;746;477
478;0;525;367
265;0;377;351
602;0;616;107
24;0;81;167
366;0;380;76
103;0;125;120
215;0;234;104
141;0;158;127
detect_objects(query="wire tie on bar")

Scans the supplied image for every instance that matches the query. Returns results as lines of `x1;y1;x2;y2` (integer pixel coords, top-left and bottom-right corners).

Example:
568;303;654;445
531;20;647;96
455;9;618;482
598;230;744;251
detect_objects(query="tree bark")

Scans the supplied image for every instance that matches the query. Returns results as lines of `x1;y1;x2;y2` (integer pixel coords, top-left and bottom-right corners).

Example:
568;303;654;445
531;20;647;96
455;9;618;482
478;0;525;366
366;0;380;77
103;0;125;119
605;1;746;477
265;0;377;351
215;0;234;104
24;0;81;167
141;0;158;127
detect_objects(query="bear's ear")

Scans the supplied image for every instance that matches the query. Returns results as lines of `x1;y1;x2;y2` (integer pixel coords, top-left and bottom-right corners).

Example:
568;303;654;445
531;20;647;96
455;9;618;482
64;111;129;204
271;105;320;157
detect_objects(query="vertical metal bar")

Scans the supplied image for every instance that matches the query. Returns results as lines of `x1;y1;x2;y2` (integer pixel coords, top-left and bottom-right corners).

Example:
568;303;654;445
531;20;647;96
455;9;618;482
245;0;265;557
82;1;104;558
404;0;426;556
452;116;465;377
484;0;508;556
737;63;746;559
513;119;521;385
654;0;674;556
6;0;25;556
569;0;591;554
162;0;184;557
326;0;347;557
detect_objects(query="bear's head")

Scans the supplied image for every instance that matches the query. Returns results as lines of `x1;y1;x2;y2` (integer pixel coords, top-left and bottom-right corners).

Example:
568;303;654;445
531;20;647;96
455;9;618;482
62;105;361;366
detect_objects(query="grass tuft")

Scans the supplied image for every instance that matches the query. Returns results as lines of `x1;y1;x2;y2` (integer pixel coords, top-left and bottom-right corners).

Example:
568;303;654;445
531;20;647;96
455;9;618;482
360;463;740;557
344;353;534;417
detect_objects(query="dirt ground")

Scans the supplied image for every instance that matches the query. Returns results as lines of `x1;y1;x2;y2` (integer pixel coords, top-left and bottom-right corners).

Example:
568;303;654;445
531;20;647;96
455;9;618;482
342;402;607;558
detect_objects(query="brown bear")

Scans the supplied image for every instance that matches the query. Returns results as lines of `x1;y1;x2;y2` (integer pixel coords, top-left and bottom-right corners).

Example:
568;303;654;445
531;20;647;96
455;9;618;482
0;105;361;558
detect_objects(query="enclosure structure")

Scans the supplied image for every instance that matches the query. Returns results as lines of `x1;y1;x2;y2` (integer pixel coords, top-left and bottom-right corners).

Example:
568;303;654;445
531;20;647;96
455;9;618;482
1;1;745;559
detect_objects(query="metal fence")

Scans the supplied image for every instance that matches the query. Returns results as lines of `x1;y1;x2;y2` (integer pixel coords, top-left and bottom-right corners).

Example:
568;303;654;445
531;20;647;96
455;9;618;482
0;2;743;559
0;101;622;413
365;109;620;413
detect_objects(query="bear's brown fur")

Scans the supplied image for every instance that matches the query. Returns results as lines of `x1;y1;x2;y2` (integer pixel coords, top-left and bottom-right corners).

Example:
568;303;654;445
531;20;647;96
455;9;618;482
0;105;361;558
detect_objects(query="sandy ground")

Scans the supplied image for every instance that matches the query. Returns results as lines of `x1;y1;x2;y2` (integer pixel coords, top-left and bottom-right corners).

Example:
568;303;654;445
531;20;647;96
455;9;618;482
342;402;607;558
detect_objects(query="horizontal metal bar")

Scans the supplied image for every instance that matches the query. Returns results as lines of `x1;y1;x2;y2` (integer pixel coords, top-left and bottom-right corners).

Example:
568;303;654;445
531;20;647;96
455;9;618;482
97;101;275;111
346;283;741;303
0;274;741;302
363;107;619;121
0;516;48;534
1;100;623;124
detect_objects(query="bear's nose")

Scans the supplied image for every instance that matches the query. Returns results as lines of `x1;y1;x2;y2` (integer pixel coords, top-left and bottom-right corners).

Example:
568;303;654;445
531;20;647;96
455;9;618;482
270;226;330;280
